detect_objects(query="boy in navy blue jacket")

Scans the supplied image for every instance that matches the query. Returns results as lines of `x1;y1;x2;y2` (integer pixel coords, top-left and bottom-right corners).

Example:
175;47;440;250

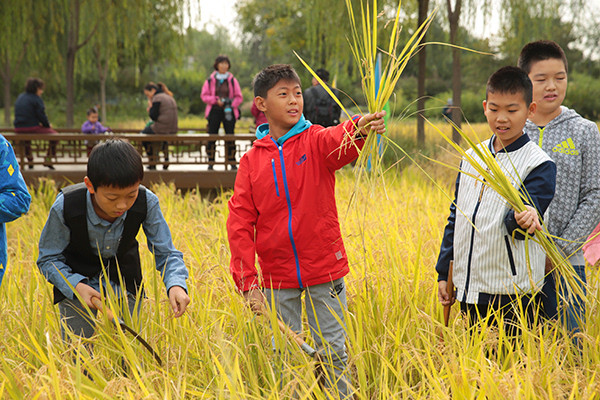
436;67;557;333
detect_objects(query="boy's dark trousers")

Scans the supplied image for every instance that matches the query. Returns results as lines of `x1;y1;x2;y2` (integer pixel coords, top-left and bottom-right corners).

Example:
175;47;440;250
460;293;541;339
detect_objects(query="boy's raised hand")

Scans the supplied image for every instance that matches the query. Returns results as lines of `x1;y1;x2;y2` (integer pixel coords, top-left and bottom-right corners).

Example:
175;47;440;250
515;205;542;235
357;111;387;137
168;285;190;317
76;282;102;309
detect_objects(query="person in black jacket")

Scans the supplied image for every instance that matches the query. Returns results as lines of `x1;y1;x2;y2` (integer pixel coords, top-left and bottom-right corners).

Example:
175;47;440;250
13;78;57;169
303;68;341;127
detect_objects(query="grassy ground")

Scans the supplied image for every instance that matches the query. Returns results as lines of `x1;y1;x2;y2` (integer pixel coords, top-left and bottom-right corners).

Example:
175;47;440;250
1;122;599;398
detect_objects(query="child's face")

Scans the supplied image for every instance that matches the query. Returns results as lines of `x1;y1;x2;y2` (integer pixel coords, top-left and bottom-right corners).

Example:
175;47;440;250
88;113;99;123
256;79;303;131
528;58;567;117
84;177;140;222
483;91;536;149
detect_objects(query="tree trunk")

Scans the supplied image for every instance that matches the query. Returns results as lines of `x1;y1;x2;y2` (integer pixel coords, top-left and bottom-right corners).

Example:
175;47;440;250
65;0;80;128
447;0;462;143
100;75;107;123
4;77;10;126
416;0;430;145
2;59;11;126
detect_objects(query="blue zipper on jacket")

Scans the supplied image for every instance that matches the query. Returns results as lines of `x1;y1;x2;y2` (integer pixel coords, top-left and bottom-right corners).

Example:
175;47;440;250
271;159;280;197
271;138;303;288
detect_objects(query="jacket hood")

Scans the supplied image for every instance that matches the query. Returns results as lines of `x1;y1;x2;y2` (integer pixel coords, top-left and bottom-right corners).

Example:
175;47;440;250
525;106;580;130
255;115;312;146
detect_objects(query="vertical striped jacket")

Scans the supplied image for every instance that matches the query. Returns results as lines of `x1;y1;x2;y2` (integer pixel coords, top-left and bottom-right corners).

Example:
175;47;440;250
436;134;556;304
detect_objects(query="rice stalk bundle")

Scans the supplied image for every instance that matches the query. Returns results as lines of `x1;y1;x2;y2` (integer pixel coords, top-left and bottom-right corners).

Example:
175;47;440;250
425;118;585;300
296;0;435;180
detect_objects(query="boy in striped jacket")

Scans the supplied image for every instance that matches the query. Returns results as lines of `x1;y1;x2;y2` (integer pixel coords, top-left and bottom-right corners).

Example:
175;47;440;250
436;66;557;333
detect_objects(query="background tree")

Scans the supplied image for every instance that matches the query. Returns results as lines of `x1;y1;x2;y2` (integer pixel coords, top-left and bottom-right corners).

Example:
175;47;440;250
417;0;430;145
446;0;462;143
0;0;52;125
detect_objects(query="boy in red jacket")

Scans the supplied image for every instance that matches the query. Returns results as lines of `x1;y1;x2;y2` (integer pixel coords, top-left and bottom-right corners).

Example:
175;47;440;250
226;64;386;398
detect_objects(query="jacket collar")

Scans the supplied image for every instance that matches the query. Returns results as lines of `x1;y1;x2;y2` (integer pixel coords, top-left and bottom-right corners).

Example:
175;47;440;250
489;132;531;154
255;115;312;145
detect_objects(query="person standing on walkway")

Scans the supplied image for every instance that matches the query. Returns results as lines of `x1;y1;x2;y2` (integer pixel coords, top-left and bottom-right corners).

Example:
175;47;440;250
13;78;58;169
201;55;243;170
141;82;178;170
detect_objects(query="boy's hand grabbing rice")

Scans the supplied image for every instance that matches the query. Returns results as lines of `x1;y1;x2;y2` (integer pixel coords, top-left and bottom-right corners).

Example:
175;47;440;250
357;111;387;137
515;205;542;235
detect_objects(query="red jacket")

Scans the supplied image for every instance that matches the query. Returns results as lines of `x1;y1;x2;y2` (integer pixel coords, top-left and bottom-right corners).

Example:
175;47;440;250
227;117;364;291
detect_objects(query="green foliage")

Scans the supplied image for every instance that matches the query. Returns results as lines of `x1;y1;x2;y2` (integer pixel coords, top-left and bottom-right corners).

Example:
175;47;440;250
564;72;600;121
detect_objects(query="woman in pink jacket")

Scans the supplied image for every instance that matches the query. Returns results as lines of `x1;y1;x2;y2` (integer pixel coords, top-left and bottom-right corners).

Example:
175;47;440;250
200;55;243;170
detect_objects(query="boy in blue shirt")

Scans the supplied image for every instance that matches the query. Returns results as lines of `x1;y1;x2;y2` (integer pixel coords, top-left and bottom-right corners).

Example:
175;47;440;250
0;135;31;287
37;139;189;340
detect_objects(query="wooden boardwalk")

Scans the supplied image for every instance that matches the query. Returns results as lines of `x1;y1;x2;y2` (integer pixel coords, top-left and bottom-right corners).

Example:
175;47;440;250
2;130;256;190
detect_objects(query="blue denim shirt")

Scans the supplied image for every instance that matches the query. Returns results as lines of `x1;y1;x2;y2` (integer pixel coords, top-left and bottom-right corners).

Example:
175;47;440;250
37;187;188;300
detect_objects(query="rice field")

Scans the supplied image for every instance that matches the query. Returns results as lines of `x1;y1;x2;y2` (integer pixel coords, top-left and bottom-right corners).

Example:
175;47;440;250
1;122;600;399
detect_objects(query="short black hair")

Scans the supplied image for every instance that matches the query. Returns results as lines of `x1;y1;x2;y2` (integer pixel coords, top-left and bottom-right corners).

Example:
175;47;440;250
87;139;144;190
25;78;45;94
213;55;231;71
486;66;533;106
252;64;301;98
517;40;568;75
87;107;98;116
315;68;330;82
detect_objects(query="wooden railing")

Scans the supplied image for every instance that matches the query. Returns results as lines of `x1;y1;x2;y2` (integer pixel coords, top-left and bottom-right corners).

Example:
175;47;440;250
1;130;256;190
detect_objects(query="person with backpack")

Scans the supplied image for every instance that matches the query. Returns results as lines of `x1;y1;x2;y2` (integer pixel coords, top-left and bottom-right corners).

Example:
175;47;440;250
200;55;244;170
303;68;341;127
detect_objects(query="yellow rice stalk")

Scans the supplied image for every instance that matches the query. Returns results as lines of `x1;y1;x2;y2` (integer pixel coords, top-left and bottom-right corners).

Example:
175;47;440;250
296;0;436;180
425;118;585;300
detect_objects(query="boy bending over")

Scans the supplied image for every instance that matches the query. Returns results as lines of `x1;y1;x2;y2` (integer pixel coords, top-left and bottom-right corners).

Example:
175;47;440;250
37;139;190;341
436;66;556;333
227;64;386;398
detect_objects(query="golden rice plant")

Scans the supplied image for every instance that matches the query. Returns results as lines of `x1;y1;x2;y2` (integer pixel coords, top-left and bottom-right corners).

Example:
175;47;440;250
296;0;435;181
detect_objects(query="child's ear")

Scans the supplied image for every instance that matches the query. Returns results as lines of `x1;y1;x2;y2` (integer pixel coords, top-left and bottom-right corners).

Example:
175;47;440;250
528;101;537;118
255;96;267;113
83;176;95;194
482;100;487;112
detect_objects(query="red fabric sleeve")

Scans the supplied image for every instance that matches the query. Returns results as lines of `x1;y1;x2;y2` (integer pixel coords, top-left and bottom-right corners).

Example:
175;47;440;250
315;117;366;170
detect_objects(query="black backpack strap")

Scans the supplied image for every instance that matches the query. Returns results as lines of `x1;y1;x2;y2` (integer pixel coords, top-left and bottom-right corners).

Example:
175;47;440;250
117;186;147;257
62;183;92;254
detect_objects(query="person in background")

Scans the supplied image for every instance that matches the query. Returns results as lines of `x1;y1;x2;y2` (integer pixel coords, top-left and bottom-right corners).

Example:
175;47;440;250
442;98;454;121
250;101;267;129
13;78;58;169
200;55;243;170
81;107;111;156
141;82;178;170
303;68;341;127
0;134;31;287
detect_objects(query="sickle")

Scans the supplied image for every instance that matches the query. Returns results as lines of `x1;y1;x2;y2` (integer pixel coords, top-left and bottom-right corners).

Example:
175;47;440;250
91;297;163;366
